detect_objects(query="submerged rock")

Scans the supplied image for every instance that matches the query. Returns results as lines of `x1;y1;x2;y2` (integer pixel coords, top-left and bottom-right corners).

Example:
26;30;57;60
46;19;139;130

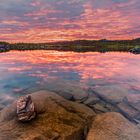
17;95;36;122
0;90;95;140
118;102;139;118
0;104;5;111
44;80;89;102
92;103;109;113
92;85;129;104
84;95;100;106
87;112;140;140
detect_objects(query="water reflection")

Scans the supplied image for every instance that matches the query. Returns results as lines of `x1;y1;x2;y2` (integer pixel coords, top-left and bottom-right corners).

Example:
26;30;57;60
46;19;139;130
0;50;140;104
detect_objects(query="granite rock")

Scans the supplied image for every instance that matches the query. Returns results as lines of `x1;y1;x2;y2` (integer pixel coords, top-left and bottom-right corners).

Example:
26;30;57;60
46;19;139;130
0;90;96;140
87;112;140;140
17;95;36;122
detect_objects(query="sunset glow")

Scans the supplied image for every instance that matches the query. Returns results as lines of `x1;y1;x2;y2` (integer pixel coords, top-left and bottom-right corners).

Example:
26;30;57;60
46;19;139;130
0;0;140;42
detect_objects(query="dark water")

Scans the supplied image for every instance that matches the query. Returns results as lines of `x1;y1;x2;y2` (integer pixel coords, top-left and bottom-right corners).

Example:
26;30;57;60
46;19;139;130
0;51;140;110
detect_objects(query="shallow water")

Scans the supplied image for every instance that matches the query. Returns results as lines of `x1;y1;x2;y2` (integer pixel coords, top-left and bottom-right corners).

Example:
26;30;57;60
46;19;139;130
0;51;140;108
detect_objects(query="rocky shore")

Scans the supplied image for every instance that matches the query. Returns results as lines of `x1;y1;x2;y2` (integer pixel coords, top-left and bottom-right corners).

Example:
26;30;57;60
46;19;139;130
0;90;140;140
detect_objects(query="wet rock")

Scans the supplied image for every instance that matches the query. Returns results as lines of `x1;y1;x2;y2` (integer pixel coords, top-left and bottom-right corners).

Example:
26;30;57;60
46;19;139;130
118;102;139;119
54;90;74;101
83;95;100;106
87;112;140;140
105;104;119;112
0;104;5;111
45;80;88;102
63;86;88;102
0;90;96;140
137;123;140;129
17;95;36;122
126;94;140;111
134;112;140;122
92;103;109;113
133;102;140;111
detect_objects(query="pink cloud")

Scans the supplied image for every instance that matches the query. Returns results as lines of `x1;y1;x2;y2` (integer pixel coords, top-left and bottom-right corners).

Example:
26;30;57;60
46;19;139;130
0;0;140;42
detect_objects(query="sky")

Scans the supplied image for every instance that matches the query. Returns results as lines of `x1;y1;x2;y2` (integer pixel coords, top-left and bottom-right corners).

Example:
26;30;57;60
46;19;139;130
0;0;140;42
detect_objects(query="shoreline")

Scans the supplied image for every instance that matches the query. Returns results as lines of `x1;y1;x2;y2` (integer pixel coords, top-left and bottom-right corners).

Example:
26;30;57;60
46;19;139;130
0;47;139;53
0;39;140;53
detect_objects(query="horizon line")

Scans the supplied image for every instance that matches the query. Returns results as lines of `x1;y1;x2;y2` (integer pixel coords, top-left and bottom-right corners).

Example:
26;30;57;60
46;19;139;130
1;37;140;44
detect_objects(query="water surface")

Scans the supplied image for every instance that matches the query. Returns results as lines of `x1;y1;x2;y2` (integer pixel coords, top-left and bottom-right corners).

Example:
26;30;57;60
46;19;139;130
0;51;140;107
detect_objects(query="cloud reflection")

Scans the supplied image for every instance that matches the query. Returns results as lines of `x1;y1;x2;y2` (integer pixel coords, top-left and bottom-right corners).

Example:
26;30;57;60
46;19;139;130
0;51;140;84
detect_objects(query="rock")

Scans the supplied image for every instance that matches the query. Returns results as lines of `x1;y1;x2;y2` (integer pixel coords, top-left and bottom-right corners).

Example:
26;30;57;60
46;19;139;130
137;123;140;129
45;80;88;102
0;104;5;111
92;85;130;104
88;78;114;87
105;104;119;112
130;47;140;54
17;95;36;122
87;112;140;140
117;102;139;119
0;90;96;140
53;90;74;101
126;94;140;111
92;103;109;113
83;95;100;106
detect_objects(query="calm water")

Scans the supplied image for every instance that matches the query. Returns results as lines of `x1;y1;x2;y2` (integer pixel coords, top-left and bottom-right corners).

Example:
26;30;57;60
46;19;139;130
0;50;140;106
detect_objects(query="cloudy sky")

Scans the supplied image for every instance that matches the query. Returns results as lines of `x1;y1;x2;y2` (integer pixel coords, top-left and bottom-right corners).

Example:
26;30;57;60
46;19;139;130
0;0;140;42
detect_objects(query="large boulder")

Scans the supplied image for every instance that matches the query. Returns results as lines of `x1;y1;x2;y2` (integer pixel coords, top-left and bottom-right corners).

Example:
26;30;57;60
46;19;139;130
87;112;140;140
0;90;96;140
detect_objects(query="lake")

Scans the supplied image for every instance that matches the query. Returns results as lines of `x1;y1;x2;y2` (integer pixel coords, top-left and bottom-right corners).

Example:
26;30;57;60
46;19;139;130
0;50;140;123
